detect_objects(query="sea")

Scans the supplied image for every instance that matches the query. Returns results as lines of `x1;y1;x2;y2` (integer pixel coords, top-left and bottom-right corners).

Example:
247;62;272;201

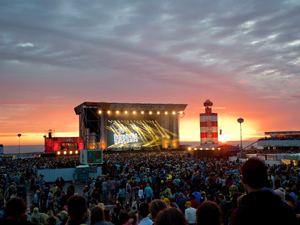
2;140;257;154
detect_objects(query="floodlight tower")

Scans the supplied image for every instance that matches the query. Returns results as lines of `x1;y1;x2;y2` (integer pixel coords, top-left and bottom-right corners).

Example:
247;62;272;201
237;118;244;150
17;133;21;155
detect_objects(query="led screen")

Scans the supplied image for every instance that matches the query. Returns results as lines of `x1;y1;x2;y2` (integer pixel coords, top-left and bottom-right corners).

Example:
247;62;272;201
106;120;176;150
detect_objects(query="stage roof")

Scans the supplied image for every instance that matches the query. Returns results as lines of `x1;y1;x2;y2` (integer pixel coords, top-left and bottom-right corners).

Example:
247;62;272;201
75;102;187;114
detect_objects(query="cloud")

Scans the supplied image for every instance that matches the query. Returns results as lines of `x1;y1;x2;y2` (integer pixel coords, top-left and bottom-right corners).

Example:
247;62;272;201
0;0;300;143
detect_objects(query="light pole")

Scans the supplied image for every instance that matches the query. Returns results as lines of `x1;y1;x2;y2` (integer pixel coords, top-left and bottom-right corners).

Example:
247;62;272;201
237;118;244;150
178;111;185;150
17;133;22;156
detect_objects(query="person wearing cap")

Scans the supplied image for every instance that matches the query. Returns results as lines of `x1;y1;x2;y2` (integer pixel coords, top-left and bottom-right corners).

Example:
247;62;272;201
164;198;171;208
144;183;154;203
185;201;196;225
33;190;40;208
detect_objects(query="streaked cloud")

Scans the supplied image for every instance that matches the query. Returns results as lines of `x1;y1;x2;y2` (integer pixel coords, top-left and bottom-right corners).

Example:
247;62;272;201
0;0;299;144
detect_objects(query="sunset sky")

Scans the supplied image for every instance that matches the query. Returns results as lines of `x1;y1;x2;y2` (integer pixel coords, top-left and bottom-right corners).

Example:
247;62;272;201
1;0;300;146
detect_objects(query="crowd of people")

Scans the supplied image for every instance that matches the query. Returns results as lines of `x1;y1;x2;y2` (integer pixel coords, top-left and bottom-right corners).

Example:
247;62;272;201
259;136;300;141
241;148;300;154
0;151;300;224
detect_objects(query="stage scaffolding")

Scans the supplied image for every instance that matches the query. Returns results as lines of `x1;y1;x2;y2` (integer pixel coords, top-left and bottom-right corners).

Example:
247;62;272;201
75;102;187;151
75;105;101;150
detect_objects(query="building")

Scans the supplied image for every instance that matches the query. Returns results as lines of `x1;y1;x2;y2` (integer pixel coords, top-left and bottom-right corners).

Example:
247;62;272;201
192;144;240;158
44;130;84;155
258;131;300;151
74;102;187;151
200;100;218;145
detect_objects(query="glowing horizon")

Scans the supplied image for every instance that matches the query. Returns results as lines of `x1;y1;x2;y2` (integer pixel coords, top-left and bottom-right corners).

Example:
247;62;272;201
1;1;299;146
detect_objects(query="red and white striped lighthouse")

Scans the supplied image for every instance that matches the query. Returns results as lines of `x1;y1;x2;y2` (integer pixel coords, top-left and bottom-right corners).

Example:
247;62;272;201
200;100;218;145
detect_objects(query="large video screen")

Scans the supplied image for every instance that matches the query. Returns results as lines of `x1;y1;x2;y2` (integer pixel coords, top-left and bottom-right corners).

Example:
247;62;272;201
106;120;176;150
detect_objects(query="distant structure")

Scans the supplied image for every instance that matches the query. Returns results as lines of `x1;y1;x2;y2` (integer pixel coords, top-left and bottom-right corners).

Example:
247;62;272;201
257;131;300;151
74;102;187;151
44;129;83;155
200;100;218;145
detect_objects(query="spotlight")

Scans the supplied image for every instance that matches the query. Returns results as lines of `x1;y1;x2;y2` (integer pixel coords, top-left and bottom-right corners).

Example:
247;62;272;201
107;111;111;114
180;111;183;115
70;151;73;154
165;111;168;115
125;111;128;114
149;111;152;115
116;111;119;114
212;148;215;150
157;111;160;115
200;148;203;150
194;148;197;150
64;151;67;155
57;151;61;155
172;111;175;115
75;151;78;154
141;111;144;114
98;110;102;114
133;111;136;114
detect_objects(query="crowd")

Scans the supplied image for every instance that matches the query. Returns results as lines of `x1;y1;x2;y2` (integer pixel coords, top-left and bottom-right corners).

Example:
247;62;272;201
259;136;300;141
1;155;80;171
242;148;300;154
0;151;300;225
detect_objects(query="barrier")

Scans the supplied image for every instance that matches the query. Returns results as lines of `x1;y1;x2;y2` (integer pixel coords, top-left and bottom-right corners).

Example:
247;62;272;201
90;167;102;179
38;167;102;183
38;168;74;183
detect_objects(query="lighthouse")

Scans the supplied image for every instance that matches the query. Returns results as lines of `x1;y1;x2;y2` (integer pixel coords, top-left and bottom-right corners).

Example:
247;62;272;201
200;100;218;145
